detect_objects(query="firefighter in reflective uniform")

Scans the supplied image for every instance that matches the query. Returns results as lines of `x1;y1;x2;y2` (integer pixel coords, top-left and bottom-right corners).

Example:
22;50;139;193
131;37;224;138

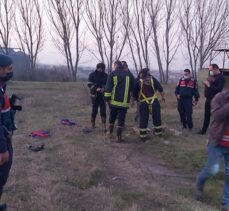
133;68;165;141
175;69;199;130
104;61;135;142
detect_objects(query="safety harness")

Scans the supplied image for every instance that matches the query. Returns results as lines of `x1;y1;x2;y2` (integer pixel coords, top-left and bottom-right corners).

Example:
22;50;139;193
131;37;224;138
139;78;157;113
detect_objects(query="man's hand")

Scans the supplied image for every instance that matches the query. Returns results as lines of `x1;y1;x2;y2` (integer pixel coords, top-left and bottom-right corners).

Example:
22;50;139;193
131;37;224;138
96;88;105;93
96;88;101;92
106;101;111;108
202;80;210;87
192;101;198;106
176;94;180;100
0;151;9;166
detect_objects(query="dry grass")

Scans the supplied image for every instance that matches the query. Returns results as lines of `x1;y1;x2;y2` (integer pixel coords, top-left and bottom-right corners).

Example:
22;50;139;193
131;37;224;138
1;81;223;211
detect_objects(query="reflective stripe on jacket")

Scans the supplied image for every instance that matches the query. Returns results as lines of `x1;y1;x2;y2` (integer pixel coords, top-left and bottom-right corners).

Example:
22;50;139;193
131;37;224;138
105;69;135;108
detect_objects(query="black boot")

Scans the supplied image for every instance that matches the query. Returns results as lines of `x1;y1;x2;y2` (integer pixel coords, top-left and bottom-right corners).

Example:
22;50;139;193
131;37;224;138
197;130;206;135
106;124;114;140
101;118;107;133
91;118;95;129
0;187;6;211
109;124;114;134
116;127;125;143
0;204;6;211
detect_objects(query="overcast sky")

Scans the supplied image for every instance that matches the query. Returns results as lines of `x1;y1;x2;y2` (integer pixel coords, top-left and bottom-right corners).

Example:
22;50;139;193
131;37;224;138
9;0;229;72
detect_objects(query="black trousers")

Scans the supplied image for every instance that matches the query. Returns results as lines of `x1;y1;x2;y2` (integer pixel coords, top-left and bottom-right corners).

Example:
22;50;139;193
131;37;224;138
177;98;193;129
91;96;106;123
201;98;211;133
109;106;127;137
139;99;162;138
0;139;13;198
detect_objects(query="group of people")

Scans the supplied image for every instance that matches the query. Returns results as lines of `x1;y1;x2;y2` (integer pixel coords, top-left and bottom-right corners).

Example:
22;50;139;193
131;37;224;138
0;52;228;210
88;60;165;142
88;60;229;210
88;61;225;142
175;64;225;134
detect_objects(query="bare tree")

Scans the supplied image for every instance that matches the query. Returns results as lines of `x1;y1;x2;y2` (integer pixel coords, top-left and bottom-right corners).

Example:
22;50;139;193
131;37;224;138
148;0;165;82
180;0;229;79
163;0;180;83
0;0;15;54
121;0;139;74
15;0;43;79
67;0;85;80
85;0;105;63
47;0;85;81
127;0;152;71
121;0;179;82
85;0;127;72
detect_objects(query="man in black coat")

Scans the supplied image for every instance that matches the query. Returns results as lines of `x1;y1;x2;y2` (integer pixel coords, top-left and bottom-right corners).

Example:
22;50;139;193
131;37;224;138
88;63;108;131
198;64;225;135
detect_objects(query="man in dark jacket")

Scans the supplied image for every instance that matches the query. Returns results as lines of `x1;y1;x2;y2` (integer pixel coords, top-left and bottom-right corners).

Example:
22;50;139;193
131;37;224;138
175;69;199;130
198;64;225;134
88;63;108;131
133;68;165;141
0;54;15;211
105;60;135;142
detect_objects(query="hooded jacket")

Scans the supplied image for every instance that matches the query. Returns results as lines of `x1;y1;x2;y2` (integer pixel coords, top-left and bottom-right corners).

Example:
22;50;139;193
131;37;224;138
208;89;229;146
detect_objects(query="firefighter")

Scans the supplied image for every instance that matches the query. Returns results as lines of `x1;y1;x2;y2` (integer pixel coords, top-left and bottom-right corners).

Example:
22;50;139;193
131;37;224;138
0;54;16;211
88;63;108;131
133;68;165;141
175;69;199;130
105;60;135;142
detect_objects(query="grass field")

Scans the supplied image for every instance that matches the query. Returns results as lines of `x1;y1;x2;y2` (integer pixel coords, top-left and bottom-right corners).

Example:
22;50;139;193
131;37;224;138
2;81;224;211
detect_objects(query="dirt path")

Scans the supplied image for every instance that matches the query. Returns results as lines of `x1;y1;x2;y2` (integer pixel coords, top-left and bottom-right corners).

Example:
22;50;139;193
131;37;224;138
79;130;195;211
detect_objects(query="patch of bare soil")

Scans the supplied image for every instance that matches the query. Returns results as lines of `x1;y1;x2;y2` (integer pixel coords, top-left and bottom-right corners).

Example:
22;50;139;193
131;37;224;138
78;127;196;211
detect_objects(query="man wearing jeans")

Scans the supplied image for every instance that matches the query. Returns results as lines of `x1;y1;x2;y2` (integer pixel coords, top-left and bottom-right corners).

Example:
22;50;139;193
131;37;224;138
196;89;229;210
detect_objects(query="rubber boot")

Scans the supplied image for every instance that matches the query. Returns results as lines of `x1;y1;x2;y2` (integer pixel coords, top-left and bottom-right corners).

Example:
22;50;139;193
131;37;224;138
109;124;114;134
0;187;6;211
102;123;107;133
106;124;114;140
91;118;95;129
116;127;125;143
101;118;107;133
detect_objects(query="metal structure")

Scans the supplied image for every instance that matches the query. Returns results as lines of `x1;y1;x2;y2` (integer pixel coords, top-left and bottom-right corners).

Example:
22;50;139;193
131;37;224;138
210;48;229;73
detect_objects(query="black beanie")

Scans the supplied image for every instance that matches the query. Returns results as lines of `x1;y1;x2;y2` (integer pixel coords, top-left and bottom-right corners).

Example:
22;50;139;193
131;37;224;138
96;63;105;70
139;68;150;77
0;54;13;67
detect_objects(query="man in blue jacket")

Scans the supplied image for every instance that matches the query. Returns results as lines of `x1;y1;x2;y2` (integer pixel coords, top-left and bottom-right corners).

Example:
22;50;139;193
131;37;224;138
175;69;199;130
